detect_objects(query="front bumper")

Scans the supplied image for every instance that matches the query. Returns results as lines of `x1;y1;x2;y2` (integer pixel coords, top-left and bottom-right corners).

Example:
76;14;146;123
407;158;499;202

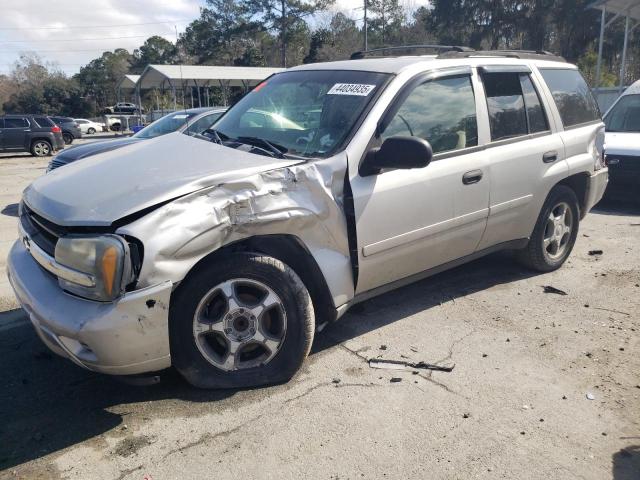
7;240;172;375
583;168;609;217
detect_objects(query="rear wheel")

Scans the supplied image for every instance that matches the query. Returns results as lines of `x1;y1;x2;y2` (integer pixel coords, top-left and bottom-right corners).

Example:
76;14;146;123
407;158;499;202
516;185;580;272
62;132;73;145
170;253;314;389
87;127;96;134
30;140;51;157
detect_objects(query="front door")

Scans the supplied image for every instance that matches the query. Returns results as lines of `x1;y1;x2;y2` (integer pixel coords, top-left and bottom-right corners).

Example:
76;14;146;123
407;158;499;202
349;72;491;294
2;117;30;149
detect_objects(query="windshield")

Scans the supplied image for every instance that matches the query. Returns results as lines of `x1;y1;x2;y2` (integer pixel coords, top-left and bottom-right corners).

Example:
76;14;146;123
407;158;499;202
134;111;206;139
213;70;390;158
604;94;640;132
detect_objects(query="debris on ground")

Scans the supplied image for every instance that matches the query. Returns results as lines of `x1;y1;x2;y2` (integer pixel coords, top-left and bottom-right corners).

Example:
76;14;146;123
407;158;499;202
332;378;341;384
586;392;595;400
588;250;603;256
542;285;568;296
379;345;387;350
390;377;402;383
369;358;455;372
463;413;470;419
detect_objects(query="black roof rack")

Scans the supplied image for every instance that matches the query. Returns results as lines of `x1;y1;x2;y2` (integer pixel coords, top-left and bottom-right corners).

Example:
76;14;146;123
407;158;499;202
437;49;566;62
350;44;474;60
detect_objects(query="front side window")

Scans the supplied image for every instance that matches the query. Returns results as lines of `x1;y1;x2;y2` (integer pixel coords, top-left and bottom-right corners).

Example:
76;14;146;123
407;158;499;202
604;94;640;132
4;118;28;128
539;68;600;127
134;111;202;139
214;70;390;158
483;72;528;140
184;111;224;136
380;75;478;154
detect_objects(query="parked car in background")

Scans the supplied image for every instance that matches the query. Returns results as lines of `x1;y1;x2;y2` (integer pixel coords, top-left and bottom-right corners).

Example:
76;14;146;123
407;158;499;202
603;79;640;192
74;118;103;134
49;116;82;145
0;114;64;157
103;102;144;114
48;107;226;171
10;49;608;389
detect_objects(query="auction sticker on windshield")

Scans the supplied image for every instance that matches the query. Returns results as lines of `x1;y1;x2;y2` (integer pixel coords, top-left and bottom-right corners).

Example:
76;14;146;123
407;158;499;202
327;83;376;96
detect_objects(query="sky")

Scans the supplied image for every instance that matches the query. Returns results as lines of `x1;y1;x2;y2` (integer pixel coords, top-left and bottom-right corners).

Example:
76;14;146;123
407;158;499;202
0;0;429;76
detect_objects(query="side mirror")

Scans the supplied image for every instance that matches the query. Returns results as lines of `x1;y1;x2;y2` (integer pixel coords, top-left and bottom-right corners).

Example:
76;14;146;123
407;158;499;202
359;136;433;177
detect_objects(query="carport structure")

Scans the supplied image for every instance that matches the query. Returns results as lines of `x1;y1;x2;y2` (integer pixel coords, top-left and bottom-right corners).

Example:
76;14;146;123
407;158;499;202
589;0;640;93
115;74;140;102
136;64;284;109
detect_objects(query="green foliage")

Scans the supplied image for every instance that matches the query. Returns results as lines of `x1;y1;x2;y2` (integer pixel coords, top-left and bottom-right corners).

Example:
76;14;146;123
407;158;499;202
5;0;639;114
241;0;335;66
1;54;91;116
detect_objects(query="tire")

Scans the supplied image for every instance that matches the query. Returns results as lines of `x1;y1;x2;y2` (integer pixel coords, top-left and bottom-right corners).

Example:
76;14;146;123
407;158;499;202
62;133;73;145
170;253;315;389
30;140;52;157
516;185;580;272
87;127;96;134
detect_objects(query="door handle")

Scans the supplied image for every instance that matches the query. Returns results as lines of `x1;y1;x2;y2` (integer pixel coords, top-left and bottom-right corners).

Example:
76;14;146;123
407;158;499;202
462;169;483;185
543;151;558;163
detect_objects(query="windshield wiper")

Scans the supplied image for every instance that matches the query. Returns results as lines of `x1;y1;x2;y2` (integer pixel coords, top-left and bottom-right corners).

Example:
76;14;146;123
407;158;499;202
203;128;223;144
235;136;287;159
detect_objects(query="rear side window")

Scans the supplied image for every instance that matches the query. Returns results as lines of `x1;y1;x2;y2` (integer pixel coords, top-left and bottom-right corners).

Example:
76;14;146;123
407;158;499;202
381;75;478;154
482;72;528;140
539;69;600;127
33;116;53;128
4;117;28;128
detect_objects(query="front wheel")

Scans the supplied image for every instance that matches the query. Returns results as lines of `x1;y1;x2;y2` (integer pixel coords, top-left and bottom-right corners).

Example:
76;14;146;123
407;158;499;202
516;185;580;272
170;253;315;389
87;127;96;134
62;132;73;145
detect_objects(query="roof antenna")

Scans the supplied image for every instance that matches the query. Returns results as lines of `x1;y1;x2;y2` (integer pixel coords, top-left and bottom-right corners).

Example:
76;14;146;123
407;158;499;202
175;24;189;130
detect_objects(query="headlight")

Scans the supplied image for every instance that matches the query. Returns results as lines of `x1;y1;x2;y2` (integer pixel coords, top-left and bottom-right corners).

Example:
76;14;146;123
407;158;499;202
55;235;133;301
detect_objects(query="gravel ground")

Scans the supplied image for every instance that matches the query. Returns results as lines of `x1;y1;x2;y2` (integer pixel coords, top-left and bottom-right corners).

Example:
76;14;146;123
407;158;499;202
0;145;638;479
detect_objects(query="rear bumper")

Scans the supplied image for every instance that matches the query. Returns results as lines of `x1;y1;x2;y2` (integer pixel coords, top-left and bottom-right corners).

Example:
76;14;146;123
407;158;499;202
7;240;172;375
583;168;609;216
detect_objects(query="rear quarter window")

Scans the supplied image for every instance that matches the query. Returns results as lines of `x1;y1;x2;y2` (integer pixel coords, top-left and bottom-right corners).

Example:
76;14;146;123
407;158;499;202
539;69;600;128
33;116;54;128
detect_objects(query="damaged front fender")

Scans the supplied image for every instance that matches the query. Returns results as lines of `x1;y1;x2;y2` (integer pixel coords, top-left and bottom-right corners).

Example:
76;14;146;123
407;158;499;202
116;153;355;309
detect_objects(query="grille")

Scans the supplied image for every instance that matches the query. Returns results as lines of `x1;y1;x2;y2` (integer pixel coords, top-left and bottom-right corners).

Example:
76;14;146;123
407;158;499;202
20;204;67;257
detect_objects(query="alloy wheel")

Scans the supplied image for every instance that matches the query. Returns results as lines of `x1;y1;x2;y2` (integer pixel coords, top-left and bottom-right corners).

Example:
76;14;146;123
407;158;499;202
543;201;573;261
33;142;50;156
192;278;287;371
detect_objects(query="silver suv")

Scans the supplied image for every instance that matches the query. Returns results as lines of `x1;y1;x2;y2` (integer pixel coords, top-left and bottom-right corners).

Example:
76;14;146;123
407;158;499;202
7;49;608;388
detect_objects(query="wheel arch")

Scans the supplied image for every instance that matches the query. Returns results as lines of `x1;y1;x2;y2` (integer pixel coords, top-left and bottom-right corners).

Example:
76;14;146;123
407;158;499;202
177;234;338;325
557;172;590;219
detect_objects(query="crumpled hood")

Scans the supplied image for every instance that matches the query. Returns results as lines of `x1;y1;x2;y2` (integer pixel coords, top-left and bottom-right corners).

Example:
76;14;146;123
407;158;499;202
604;132;640;156
55;136;143;163
24;132;301;226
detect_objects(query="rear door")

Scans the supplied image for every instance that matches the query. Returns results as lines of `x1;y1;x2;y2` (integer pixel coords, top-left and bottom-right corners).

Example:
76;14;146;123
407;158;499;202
476;67;567;249
2;117;30;149
349;69;491;294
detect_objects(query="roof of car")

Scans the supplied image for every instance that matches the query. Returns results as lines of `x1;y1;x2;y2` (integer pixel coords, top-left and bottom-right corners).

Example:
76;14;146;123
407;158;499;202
288;55;574;75
621;79;640;96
